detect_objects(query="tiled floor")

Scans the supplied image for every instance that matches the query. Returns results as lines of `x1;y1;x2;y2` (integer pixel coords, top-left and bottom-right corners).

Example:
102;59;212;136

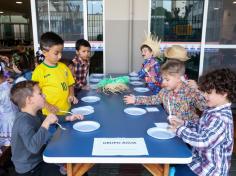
87;153;236;176
1;152;236;175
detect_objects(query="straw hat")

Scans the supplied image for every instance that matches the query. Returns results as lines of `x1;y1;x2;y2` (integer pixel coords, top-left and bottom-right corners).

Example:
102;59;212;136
164;45;190;61
141;33;161;57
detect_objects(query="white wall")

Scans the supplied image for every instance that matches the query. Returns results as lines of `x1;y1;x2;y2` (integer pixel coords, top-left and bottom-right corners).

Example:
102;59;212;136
104;0;149;74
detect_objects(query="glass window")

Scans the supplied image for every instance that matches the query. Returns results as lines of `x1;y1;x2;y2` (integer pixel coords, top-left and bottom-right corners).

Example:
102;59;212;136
185;50;200;80
36;0;84;41
13;25;20;40
11;15;28;23
62;48;103;74
150;0;204;42
0;15;10;23
203;49;236;74
206;0;236;44
87;0;103;41
36;0;50;39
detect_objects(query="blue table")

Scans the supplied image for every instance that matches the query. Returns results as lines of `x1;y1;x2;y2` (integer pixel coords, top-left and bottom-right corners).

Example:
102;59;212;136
43;84;192;176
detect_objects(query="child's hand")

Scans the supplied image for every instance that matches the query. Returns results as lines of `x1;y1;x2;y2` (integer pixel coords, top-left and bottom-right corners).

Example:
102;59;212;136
68;95;78;104
168;115;184;129
12;64;22;74
45;102;59;114
123;94;135;104
82;85;90;90
145;76;153;83
6;78;14;84
42;114;58;129
65;114;84;121
187;80;198;89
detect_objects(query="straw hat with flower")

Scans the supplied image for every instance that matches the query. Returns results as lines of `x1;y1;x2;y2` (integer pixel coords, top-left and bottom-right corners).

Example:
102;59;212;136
164;45;190;62
141;33;161;57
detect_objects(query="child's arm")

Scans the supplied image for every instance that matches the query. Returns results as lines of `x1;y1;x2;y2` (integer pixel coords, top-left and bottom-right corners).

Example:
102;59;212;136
176;117;226;149
68;85;78;104
44;101;59;114
169;116;199;131
135;94;161;105
19;114;58;154
192;89;207;111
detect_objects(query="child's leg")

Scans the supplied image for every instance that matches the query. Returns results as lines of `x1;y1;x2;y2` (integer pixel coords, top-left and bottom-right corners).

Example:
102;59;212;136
41;162;63;176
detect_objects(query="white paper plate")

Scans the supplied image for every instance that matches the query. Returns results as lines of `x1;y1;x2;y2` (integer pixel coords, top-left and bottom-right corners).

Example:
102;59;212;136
90;84;97;89
71;106;94;115
90;78;101;83
81;96;100;103
130;81;144;86
73;121;100;132
92;73;104;78
129;77;140;81
134;87;149;93
124;107;146;116
154;122;169;129
129;72;138;77
147;127;175;139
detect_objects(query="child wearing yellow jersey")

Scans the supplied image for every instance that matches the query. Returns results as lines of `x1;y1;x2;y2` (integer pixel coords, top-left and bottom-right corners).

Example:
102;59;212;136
32;32;78;115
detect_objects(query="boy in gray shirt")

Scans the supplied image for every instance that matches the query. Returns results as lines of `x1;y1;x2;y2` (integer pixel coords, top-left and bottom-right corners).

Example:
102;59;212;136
10;81;83;176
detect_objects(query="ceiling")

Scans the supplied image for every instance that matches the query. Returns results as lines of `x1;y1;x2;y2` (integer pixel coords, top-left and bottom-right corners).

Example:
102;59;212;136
0;0;31;16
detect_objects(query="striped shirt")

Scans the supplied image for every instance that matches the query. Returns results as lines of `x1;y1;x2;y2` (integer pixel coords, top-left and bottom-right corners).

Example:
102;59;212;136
135;82;206;120
73;56;90;91
177;103;233;176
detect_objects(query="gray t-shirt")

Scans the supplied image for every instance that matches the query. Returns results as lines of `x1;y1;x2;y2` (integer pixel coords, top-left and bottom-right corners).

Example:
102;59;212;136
11;112;51;174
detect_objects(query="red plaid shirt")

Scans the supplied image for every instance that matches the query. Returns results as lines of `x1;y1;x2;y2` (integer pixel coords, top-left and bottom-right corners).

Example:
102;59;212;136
73;56;90;90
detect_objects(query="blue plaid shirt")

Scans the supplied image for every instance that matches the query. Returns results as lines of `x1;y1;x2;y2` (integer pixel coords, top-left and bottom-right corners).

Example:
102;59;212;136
138;57;162;94
177;103;233;176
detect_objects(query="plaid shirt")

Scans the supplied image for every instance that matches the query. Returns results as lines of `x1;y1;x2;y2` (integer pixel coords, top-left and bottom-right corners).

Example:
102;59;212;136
138;57;162;94
73;56;90;90
177;103;233;176
135;82;206;120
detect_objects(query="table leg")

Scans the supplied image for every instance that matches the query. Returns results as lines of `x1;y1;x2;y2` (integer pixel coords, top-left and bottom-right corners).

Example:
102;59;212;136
74;163;95;176
67;163;73;176
73;164;82;175
163;164;169;176
143;164;169;176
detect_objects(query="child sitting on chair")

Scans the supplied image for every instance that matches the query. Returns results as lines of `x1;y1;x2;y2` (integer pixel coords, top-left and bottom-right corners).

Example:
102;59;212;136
169;68;236;176
138;34;162;94
124;59;206;121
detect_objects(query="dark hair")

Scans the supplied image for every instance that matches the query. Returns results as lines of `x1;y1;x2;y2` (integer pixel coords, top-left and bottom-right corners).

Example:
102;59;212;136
40;32;64;51
198;68;236;102
10;80;38;109
75;39;91;50
140;45;152;52
160;59;185;76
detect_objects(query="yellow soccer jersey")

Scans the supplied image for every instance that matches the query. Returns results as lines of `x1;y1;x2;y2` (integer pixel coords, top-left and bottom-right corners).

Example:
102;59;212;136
32;62;75;115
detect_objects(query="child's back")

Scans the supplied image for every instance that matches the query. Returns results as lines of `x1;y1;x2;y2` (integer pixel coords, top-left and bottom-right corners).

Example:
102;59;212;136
11;111;49;173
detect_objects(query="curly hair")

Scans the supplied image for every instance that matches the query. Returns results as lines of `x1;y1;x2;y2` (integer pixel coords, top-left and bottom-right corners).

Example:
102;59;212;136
198;68;236;102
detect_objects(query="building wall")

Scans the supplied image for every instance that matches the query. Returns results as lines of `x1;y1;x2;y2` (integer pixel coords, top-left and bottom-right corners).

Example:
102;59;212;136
104;0;149;74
